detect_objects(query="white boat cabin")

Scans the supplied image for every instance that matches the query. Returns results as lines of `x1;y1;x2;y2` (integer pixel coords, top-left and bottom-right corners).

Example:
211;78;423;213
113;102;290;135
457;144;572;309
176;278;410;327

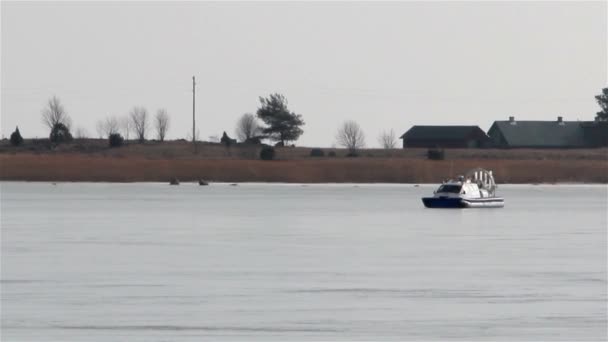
434;179;490;199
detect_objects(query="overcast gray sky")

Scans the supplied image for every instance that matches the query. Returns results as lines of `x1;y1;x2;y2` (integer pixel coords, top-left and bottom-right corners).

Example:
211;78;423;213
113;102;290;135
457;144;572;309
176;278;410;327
1;1;606;147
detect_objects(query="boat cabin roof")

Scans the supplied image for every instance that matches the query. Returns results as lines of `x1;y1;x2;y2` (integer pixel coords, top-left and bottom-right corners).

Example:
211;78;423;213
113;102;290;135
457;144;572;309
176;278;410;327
437;179;480;193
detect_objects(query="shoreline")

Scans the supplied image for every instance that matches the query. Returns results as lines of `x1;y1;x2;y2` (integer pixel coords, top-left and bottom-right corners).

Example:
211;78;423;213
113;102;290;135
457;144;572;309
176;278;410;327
1;180;606;186
2;153;607;184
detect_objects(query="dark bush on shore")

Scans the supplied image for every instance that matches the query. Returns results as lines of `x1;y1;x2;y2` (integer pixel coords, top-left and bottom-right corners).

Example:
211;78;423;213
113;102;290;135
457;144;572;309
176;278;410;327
10;127;23;146
50;123;73;143
427;148;445;160
328;151;337;157
221;131;237;146
310;148;325;157
260;146;275;160
109;133;124;148
346;151;359;157
244;136;262;145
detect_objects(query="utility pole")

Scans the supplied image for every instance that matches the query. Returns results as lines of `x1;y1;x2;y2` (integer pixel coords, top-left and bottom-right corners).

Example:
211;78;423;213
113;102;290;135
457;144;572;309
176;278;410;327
192;76;196;151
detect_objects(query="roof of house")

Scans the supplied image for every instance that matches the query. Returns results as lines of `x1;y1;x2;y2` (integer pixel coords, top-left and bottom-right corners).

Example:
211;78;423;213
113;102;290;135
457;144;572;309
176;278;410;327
400;125;487;140
489;120;587;147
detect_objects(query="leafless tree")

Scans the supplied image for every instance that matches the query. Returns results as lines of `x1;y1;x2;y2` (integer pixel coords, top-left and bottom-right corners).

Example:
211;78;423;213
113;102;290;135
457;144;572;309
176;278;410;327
105;116;120;135
378;129;398;149
74;126;88;140
155;109;170;141
95;120;105;139
130;106;148;143
235;113;260;142
120;116;131;141
96;116;120;138
336;120;366;155
41;96;71;131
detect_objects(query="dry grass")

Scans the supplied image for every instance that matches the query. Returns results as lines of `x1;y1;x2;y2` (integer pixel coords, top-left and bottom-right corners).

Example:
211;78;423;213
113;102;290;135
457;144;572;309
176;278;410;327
1;139;606;183
1;154;606;183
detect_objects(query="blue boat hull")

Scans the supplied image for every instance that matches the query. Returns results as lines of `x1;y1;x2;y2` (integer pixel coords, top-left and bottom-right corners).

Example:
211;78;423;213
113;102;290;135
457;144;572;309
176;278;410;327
422;197;504;208
422;197;465;208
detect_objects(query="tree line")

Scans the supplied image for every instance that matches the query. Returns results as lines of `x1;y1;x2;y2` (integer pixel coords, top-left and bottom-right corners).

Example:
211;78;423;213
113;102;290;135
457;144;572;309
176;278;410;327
9;96;172;147
9;88;608;153
94;107;170;146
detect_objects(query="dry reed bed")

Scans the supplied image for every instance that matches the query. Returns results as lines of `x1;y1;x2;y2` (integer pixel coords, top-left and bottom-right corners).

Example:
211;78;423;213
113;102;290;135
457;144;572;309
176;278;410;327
1;154;606;183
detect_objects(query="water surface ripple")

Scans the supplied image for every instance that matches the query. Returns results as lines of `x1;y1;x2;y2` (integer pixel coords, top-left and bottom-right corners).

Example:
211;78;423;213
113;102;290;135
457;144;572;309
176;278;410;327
1;182;606;341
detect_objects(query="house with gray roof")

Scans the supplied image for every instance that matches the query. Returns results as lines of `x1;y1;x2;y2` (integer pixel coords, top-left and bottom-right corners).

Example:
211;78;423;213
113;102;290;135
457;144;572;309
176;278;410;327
487;116;601;148
400;125;489;148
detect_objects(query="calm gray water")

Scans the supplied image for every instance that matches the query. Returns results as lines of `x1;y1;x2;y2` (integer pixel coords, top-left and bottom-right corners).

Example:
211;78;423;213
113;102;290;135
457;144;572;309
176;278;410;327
1;182;607;341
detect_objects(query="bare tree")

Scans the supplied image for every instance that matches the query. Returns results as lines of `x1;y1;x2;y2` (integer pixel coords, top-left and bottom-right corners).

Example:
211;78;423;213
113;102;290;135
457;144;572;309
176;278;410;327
235;113;260;142
41;96;72;131
130;106;148;143
378;129;398;149
336;120;365;155
96;117;120;138
105;116;120;135
95;120;105;139
155;109;170;141
74;126;88;140
120;116;131;141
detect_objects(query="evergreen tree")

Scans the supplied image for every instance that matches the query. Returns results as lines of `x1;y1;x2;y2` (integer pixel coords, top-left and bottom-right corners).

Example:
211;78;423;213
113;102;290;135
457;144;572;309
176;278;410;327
256;93;304;145
50;122;73;143
10;126;23;146
595;88;608;121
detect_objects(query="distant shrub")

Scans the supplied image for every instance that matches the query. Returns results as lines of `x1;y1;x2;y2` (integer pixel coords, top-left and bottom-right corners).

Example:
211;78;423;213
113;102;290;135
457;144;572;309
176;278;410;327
427;148;445;160
10;126;23;146
260;146;275;160
220;131;237;146
310;148;325;157
244;136;262;145
346;151;359;157
328;151;337;157
109;133;124;148
49;123;72;143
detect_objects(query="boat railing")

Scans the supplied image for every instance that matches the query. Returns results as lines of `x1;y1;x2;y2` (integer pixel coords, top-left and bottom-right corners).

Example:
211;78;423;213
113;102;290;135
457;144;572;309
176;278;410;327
465;168;497;196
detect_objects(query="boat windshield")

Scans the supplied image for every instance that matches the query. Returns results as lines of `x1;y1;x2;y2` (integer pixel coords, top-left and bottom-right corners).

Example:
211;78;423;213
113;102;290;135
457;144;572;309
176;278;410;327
437;184;462;193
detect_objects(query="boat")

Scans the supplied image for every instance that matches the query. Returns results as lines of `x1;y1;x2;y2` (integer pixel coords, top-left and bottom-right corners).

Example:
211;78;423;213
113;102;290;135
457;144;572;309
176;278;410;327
422;168;504;208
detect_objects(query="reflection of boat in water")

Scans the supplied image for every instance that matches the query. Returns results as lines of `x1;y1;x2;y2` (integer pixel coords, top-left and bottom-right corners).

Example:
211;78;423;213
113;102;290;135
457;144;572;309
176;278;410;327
422;168;505;208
